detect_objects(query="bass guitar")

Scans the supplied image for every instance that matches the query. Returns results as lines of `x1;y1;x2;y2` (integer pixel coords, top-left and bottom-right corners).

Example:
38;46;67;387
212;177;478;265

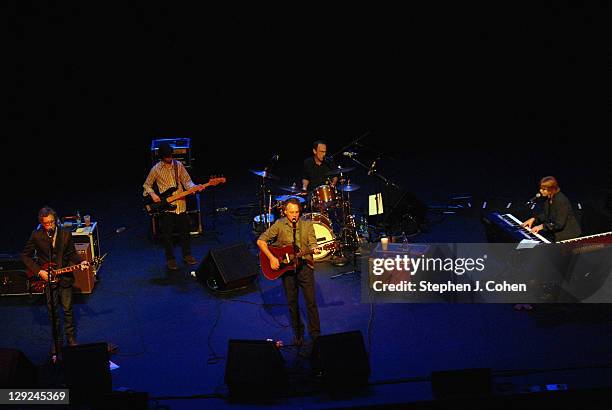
144;177;226;216
260;241;339;280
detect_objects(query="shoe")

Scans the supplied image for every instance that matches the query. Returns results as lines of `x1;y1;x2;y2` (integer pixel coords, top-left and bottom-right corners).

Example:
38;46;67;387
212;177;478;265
67;337;78;347
183;255;198;265
167;259;179;270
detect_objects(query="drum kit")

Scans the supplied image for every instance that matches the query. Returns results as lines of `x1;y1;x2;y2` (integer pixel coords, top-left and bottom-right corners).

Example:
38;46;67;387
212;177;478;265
250;166;363;262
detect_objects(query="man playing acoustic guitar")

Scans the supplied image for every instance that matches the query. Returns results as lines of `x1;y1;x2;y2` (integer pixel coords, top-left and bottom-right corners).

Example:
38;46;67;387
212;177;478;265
21;207;89;356
257;198;322;348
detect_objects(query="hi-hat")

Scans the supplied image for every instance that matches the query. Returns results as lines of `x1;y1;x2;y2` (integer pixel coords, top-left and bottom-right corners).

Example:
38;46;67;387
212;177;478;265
325;166;355;175
274;194;306;203
278;185;308;194
337;182;360;192
250;169;279;180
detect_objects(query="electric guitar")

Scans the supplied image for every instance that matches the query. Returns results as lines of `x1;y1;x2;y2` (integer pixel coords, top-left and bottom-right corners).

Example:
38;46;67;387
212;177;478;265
29;254;106;293
144;177;226;216
260;242;339;280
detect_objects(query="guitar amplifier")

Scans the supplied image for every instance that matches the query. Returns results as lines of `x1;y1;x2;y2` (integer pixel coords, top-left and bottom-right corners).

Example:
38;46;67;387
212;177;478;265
74;243;95;294
151;209;203;239
151;138;193;168
0;255;31;296
150;193;203;239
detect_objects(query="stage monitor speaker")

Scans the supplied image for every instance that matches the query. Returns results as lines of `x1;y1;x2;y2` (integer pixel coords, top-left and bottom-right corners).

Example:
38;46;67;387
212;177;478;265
225;339;287;399
63;342;112;402
196;243;258;291
0;348;37;388
431;368;492;399
312;330;370;392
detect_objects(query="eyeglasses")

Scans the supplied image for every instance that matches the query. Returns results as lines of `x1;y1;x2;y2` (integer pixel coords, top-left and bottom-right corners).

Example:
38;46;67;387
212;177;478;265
41;220;56;226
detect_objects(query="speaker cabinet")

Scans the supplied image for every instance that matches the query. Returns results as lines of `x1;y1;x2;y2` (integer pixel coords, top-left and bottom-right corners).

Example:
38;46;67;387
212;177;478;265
63;342;112;402
150;194;203;239
196;243;258;291
74;243;95;294
0;348;37;388
0;255;30;296
312;330;370;392
225;339;287;399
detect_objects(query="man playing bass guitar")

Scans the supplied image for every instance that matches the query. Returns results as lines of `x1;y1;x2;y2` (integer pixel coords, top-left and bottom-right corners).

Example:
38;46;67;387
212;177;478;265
143;143;202;270
257;198;322;348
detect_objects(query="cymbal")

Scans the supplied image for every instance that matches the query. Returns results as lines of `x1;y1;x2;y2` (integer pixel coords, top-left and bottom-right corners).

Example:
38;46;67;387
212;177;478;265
325;166;355;176
337;182;360;192
274;194;306;203
250;169;279;180
278;185;308;194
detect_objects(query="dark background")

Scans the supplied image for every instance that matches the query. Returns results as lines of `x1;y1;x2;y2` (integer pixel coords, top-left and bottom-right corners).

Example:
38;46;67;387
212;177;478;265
3;3;611;251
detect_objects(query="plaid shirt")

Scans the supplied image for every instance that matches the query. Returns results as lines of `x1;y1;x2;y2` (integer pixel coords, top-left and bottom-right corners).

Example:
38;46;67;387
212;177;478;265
143;160;196;214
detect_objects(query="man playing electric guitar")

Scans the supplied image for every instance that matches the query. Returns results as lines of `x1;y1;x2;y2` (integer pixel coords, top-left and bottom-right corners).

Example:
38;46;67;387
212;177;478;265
21;207;90;356
143;142;203;270
257;198;322;348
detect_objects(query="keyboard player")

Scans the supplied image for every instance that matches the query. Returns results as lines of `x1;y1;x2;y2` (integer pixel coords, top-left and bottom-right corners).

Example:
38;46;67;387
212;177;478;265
521;176;581;242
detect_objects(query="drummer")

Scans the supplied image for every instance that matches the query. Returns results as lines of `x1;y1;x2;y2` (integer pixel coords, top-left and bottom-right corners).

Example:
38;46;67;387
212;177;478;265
302;140;338;192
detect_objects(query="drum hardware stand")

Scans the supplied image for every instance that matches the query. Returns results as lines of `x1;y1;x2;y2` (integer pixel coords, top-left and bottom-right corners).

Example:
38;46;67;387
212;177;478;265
251;158;280;233
331;242;361;279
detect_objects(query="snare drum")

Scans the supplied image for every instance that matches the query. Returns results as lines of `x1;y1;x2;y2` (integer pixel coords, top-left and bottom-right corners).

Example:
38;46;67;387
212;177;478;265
311;185;338;212
301;213;335;260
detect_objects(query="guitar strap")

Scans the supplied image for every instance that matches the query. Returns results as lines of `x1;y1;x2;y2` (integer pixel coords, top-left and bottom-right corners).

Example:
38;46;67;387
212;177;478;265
173;160;185;192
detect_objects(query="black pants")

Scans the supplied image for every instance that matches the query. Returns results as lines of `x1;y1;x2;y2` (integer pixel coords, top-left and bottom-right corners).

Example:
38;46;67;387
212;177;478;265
160;212;192;260
281;264;320;339
45;284;74;343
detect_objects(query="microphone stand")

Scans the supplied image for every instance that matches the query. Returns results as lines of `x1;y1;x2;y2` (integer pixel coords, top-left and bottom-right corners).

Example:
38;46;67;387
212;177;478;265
330;130;371;160
344;152;401;237
292;220;299;272
47;229;61;364
204;187;222;243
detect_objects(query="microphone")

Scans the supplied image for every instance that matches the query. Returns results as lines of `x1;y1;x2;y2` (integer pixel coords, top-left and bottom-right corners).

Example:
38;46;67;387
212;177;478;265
47;229;54;238
527;193;541;204
343;151;357;158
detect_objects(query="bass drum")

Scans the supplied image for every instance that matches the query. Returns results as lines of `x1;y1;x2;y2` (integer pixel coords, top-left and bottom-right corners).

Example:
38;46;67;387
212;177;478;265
301;213;335;261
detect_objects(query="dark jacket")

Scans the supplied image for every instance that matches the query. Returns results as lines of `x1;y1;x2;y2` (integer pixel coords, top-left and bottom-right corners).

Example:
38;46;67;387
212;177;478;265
535;191;582;242
21;227;83;287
